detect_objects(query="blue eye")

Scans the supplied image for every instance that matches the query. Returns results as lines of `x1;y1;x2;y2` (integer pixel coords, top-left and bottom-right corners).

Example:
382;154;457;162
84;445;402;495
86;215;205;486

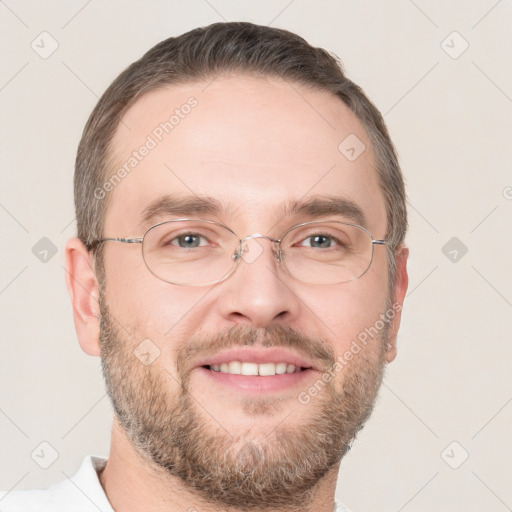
300;234;339;248
171;233;207;248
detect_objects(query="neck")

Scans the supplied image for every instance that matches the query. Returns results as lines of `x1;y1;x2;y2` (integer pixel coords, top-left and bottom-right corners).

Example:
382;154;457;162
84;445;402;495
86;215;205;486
98;418;340;512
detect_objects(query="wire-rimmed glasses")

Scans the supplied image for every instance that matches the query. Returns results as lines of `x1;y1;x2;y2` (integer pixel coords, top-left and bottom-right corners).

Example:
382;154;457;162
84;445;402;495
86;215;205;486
89;218;387;286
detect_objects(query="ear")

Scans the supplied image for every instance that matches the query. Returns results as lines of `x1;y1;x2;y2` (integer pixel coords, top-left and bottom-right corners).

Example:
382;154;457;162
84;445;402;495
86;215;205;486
64;238;101;357
385;245;409;363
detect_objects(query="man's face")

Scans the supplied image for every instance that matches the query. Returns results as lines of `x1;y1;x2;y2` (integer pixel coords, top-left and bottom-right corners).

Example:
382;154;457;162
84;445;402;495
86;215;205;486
96;74;404;508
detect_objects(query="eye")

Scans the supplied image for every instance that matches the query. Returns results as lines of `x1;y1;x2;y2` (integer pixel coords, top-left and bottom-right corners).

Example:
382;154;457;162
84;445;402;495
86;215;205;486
298;234;341;249
169;232;209;248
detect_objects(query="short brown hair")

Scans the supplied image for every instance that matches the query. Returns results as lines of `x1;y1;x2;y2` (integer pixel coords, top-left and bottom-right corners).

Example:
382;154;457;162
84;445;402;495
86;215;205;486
75;21;407;288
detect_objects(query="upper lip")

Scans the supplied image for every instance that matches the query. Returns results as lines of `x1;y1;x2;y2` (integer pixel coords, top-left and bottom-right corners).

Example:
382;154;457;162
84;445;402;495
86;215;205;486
194;347;318;370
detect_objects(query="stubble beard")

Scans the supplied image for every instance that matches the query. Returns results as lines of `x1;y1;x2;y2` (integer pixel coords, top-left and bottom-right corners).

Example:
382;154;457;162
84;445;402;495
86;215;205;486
98;291;389;510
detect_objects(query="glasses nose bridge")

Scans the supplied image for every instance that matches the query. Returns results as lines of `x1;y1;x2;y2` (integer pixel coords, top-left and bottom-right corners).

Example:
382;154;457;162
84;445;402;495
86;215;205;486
240;232;280;244
237;232;283;263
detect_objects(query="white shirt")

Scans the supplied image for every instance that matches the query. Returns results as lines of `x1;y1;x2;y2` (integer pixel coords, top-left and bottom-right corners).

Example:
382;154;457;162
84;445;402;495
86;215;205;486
0;456;113;512
0;455;352;511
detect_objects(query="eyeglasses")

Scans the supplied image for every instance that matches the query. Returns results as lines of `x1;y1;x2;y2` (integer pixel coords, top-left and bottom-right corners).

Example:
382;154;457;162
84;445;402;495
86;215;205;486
90;218;387;286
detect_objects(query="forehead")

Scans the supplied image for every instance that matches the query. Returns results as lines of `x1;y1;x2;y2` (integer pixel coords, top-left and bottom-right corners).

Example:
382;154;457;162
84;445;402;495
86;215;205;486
105;74;386;236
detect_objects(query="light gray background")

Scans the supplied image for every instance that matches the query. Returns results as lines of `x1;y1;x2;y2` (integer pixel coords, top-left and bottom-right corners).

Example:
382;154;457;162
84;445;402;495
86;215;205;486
1;1;511;510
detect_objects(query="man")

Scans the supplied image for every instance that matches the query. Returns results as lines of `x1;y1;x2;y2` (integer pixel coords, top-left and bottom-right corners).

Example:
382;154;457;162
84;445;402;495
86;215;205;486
1;21;408;511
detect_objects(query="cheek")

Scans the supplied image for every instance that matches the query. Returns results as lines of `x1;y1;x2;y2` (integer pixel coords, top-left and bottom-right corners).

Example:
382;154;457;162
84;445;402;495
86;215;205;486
303;267;389;353
102;250;211;342
102;248;150;324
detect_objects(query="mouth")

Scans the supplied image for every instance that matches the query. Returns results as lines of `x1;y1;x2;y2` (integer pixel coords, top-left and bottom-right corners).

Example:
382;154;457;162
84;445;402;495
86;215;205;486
203;361;311;375
194;348;320;393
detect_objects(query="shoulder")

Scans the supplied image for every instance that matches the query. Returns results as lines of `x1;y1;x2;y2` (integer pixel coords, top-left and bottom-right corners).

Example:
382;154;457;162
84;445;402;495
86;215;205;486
0;455;112;512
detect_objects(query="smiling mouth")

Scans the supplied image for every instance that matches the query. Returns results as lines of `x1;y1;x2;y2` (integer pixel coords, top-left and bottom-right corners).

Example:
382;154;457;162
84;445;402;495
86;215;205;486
202;361;312;376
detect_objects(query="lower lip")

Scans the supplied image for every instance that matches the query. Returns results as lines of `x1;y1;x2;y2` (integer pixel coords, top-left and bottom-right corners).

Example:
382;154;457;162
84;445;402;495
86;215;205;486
196;366;318;393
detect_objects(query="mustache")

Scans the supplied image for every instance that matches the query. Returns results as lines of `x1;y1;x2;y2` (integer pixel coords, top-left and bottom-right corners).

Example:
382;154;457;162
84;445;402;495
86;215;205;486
176;323;336;372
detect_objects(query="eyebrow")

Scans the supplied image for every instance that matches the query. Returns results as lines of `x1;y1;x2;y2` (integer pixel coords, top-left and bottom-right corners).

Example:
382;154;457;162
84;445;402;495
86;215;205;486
282;195;367;227
139;193;367;230
140;195;232;229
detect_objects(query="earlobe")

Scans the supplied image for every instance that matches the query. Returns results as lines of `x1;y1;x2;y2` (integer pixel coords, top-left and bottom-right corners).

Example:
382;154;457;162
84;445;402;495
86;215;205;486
64;238;101;357
385;245;409;364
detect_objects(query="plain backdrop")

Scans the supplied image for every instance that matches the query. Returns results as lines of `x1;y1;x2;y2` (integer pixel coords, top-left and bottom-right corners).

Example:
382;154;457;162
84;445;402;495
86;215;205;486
1;1;511;511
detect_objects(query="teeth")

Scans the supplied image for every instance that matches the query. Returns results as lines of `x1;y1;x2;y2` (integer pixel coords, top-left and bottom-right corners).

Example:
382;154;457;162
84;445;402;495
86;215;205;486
286;364;296;374
241;362;259;376
258;363;275;376
275;362;287;374
228;361;241;374
209;361;302;376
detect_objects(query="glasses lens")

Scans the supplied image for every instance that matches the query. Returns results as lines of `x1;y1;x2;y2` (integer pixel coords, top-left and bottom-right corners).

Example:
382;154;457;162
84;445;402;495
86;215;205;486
280;222;374;284
142;220;239;285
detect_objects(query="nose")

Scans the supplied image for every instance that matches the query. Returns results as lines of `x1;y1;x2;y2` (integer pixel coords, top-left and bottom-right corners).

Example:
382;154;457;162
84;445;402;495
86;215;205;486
215;235;301;328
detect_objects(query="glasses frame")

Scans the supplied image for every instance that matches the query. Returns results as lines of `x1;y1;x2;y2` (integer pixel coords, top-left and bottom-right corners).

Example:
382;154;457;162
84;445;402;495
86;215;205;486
90;218;388;286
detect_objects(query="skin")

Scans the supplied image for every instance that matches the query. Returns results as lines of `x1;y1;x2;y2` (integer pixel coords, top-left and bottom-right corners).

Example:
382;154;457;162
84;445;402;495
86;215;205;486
65;74;408;512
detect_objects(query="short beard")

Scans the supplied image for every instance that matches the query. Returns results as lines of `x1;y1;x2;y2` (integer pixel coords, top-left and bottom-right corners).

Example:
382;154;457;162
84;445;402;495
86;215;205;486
98;289;389;511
